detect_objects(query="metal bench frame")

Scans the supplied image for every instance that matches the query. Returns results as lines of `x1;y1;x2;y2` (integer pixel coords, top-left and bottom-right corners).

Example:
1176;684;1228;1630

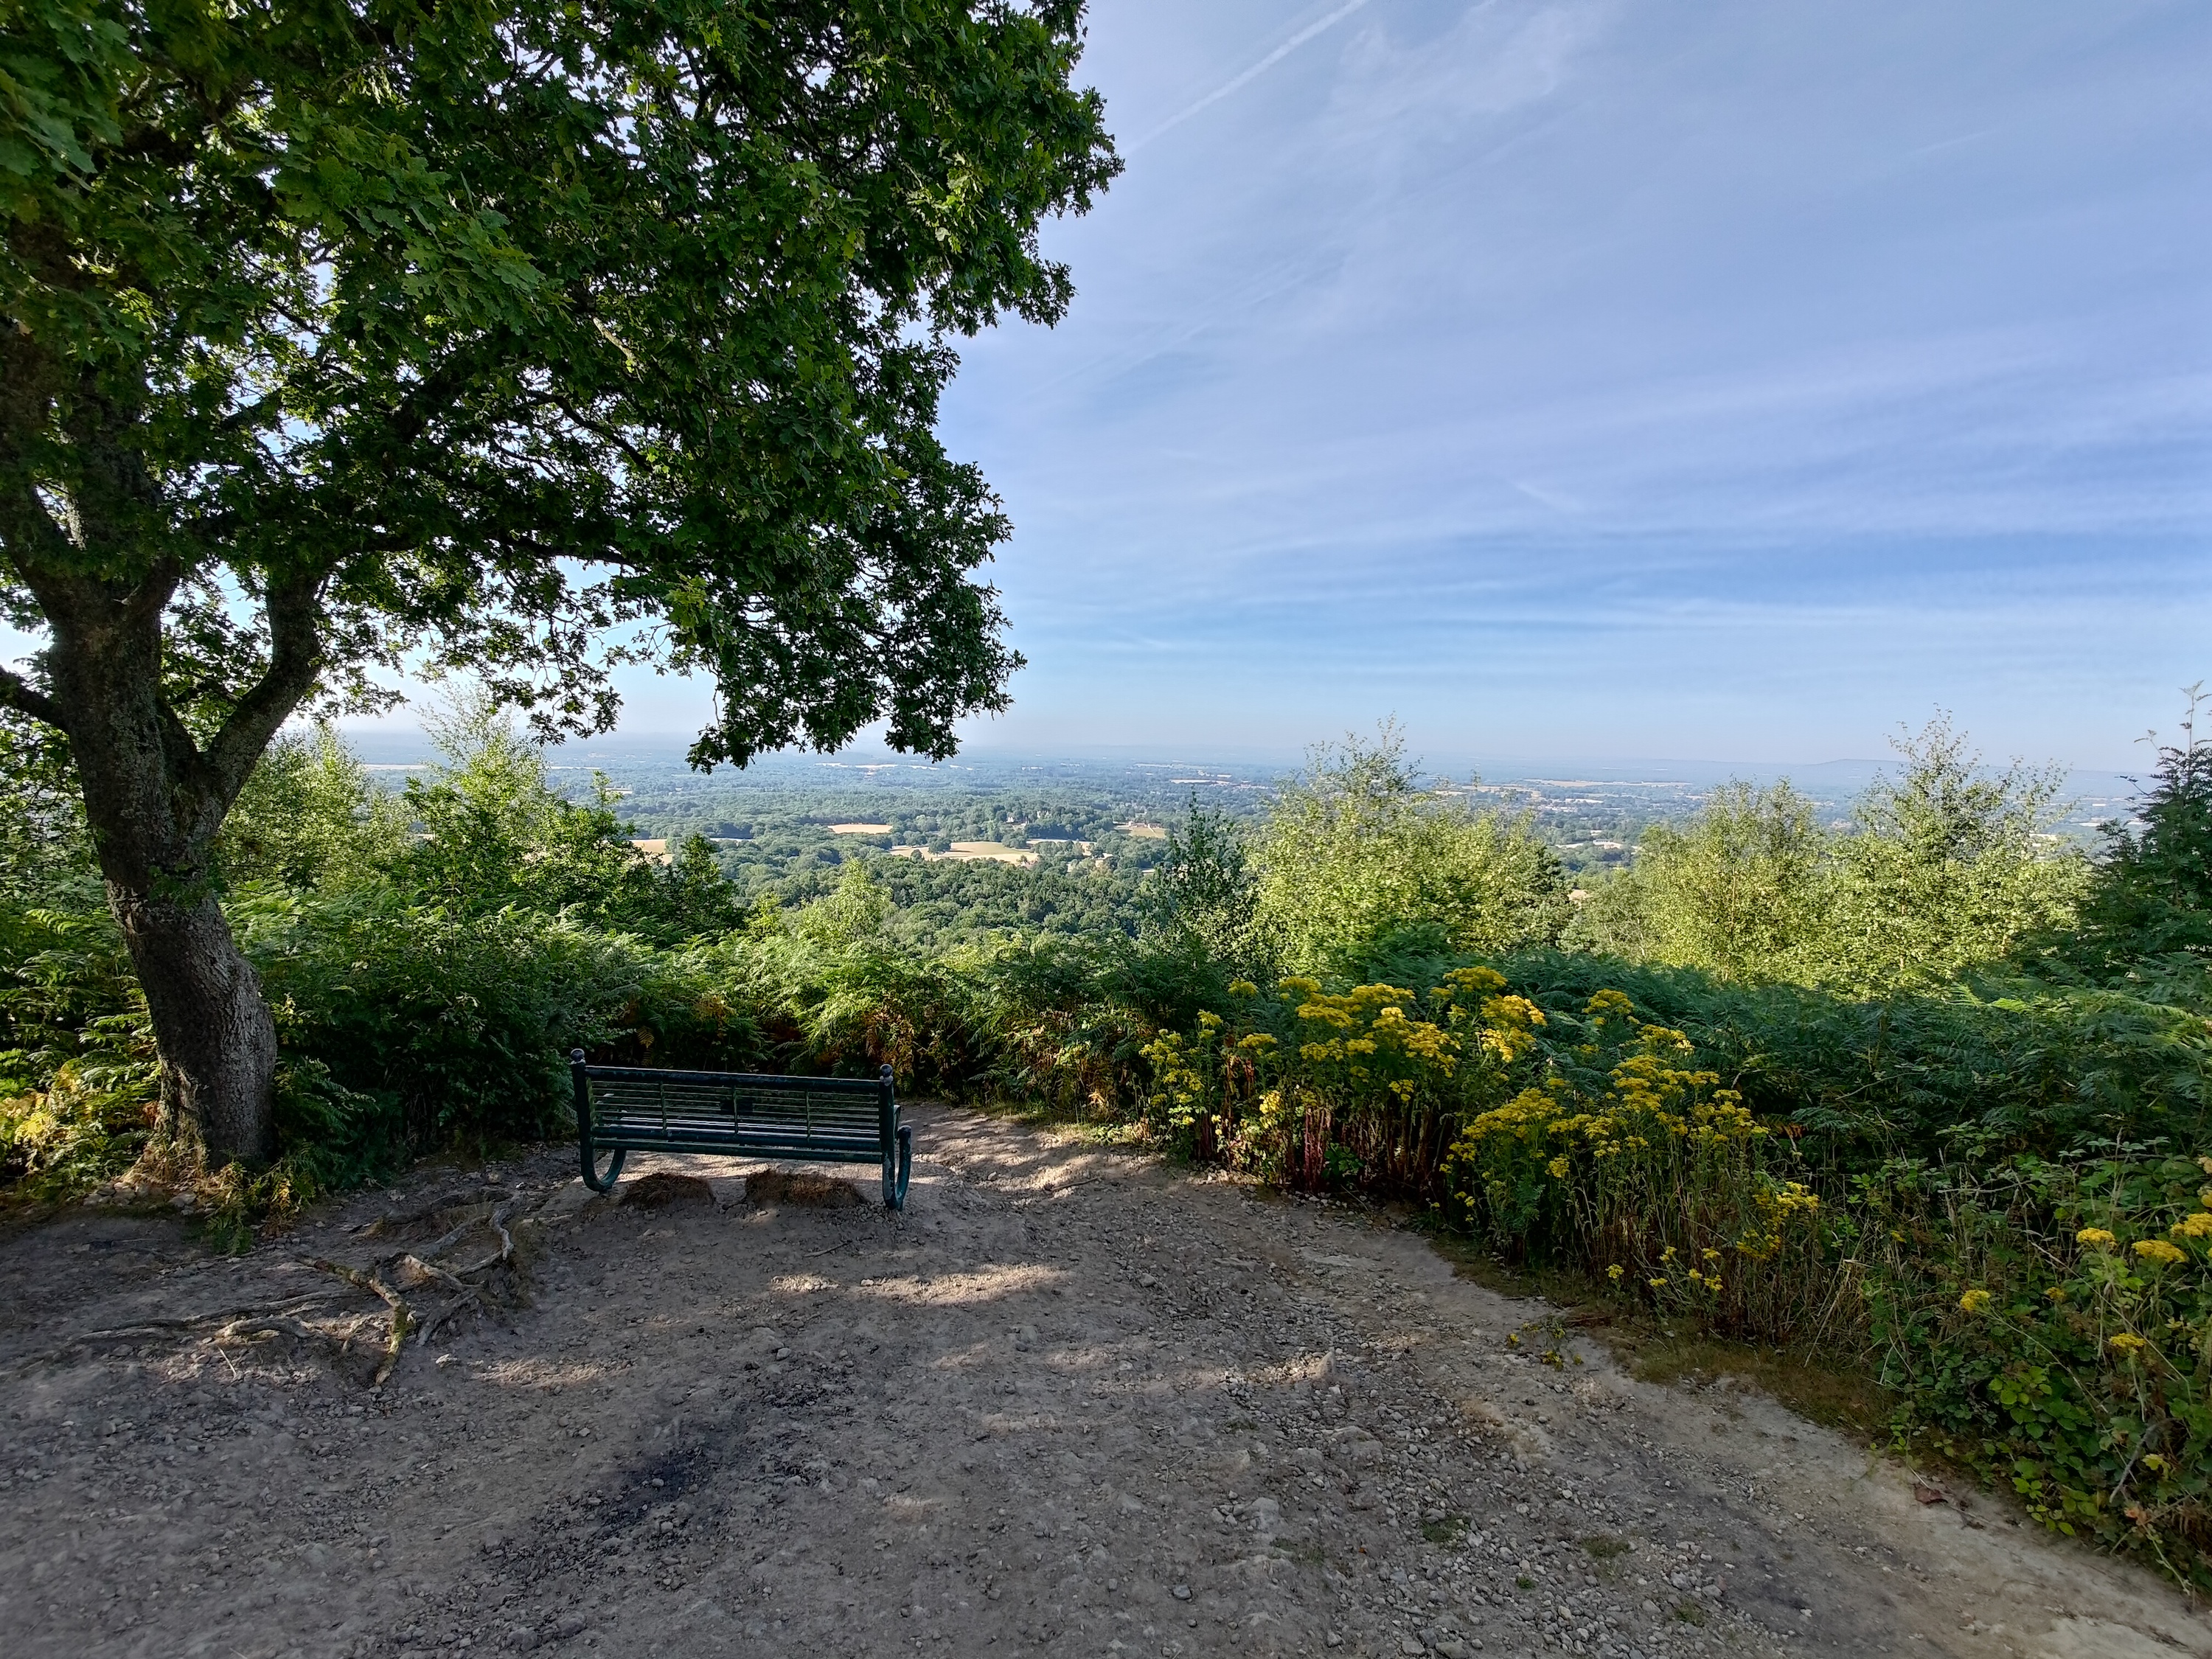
568;1052;913;1209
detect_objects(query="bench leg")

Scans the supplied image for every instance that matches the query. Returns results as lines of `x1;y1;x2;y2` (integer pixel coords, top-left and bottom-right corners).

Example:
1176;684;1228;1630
883;1124;912;1211
582;1141;627;1194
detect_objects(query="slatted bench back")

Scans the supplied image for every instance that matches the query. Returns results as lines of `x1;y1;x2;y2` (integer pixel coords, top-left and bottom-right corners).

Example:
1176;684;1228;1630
569;1053;912;1208
585;1068;886;1158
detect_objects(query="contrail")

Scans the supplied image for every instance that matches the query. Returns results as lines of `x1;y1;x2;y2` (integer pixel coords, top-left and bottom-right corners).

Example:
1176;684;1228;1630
1130;0;1379;151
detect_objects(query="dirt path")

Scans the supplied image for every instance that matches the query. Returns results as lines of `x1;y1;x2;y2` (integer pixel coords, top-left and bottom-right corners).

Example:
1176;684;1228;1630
2;1104;2205;1659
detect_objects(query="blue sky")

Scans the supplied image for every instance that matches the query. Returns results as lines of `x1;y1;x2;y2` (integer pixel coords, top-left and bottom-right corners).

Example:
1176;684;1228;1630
580;0;2212;768
892;0;2209;770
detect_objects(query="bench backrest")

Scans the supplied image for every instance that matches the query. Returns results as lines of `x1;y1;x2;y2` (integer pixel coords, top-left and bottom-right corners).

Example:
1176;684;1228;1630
573;1060;894;1154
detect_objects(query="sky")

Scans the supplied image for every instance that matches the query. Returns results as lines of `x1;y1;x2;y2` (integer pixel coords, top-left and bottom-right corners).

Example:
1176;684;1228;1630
20;1;2212;772
619;0;2212;769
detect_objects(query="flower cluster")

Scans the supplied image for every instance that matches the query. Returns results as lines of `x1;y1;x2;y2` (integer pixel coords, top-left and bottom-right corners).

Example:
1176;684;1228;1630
1441;991;1824;1335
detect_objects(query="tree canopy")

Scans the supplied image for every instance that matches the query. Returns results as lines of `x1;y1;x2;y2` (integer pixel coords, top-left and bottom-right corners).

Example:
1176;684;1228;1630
3;0;1116;759
0;0;1118;1161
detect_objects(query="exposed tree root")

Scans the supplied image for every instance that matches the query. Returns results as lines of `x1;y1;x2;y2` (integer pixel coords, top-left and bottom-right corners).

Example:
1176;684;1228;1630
452;1201;521;1276
296;1191;560;1377
307;1257;416;1385
415;1291;491;1347
355;1186;515;1239
215;1315;327;1346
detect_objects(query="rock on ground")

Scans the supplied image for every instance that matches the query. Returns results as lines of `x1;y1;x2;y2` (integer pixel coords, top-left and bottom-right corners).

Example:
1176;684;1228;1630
0;1103;2205;1659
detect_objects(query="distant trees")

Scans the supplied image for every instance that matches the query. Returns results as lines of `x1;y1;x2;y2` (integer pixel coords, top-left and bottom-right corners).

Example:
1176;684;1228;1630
1251;728;1568;975
1564;717;2093;992
2052;688;2212;994
1145;794;1259;964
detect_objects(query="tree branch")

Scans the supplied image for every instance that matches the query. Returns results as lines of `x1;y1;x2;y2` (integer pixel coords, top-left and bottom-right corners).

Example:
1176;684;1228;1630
0;663;61;728
203;571;324;804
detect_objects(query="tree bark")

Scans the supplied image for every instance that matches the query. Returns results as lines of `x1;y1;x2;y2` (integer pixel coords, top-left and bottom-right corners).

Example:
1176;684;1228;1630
11;550;322;1172
112;885;281;1168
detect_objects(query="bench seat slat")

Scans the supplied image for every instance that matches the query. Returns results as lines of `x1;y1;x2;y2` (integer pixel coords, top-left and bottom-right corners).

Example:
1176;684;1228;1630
594;1131;885;1158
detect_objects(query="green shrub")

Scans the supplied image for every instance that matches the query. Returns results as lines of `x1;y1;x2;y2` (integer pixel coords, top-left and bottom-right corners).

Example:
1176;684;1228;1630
1252;728;1568;974
1860;1152;2212;1585
1440;989;1830;1345
238;888;677;1152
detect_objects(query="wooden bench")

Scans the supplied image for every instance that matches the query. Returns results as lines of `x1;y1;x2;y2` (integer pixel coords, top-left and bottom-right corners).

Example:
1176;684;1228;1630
568;1053;913;1209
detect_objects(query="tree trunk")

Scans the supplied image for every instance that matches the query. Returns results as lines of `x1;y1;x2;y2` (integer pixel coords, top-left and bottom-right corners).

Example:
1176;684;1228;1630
19;560;319;1173
110;882;280;1169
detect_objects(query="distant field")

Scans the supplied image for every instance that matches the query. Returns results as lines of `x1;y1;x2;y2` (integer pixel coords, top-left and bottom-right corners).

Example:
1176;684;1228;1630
828;823;894;834
888;841;1039;866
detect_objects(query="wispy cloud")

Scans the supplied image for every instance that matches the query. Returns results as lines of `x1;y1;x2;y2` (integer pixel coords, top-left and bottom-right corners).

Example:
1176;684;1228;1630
1130;0;1380;151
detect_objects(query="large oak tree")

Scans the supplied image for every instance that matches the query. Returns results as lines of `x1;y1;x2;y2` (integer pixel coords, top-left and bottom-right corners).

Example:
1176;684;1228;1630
0;0;1116;1165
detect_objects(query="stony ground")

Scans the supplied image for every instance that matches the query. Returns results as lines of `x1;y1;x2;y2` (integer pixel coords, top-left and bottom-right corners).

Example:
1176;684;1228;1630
1;1104;2205;1659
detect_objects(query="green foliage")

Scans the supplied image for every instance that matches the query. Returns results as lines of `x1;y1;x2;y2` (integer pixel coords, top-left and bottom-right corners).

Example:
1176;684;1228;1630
386;698;745;945
2054;689;2212;998
4;0;1120;751
793;861;895;950
0;707;92;903
0;904;155;1192
1253;727;1568;975
1565;718;2087;994
1820;717;2087;992
1145;793;1260;967
1563;782;1826;981
217;726;408;891
1860;1152;2212;1585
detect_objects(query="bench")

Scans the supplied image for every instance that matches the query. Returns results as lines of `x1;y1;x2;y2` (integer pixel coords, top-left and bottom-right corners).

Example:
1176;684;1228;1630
568;1053;913;1209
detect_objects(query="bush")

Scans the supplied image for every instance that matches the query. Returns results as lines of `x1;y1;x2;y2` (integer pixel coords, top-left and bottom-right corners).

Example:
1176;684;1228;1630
238;888;713;1154
1441;990;1829;1344
1562;718;2088;995
1860;1152;2212;1585
1253;728;1568;974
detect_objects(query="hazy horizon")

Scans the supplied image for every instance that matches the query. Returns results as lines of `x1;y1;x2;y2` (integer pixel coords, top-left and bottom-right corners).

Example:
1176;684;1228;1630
333;720;2152;795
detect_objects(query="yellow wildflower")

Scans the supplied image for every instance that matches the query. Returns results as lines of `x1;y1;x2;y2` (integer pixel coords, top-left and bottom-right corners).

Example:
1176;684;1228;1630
2045;1286;2068;1302
1606;1264;1624;1281
2173;1211;2212;1240
1546;1155;1570;1178
1958;1289;1993;1313
2075;1228;2118;1250
2107;1332;2149;1356
1647;1279;1668;1290
2133;1239;2186;1266
1228;980;1258;998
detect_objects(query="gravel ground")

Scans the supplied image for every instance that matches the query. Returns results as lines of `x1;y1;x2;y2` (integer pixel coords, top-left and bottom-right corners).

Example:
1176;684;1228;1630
1;1102;2205;1659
